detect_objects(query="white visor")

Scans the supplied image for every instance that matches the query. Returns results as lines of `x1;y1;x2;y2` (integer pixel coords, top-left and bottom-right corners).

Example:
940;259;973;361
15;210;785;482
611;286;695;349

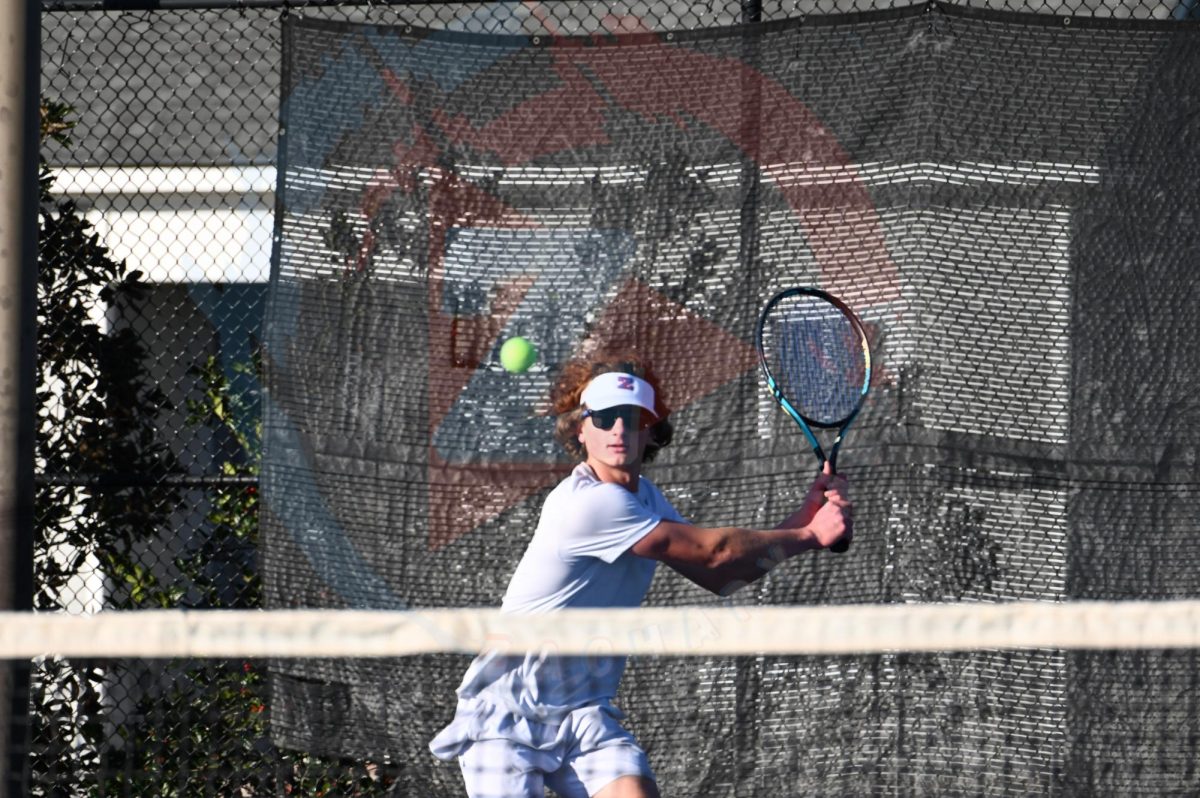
580;372;658;417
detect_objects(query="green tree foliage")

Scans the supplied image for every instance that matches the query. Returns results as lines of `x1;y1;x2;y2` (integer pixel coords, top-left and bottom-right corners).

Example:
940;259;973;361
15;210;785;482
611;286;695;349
30;99;183;794
29;102;396;796
34;99;177;613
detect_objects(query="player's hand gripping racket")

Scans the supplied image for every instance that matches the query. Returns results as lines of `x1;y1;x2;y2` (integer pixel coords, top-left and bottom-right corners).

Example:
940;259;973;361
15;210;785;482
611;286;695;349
756;287;871;553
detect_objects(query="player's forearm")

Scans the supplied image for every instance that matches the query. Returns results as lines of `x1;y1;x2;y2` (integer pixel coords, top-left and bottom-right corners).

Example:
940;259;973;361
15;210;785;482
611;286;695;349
774;505;815;532
705;526;819;593
773;486;839;533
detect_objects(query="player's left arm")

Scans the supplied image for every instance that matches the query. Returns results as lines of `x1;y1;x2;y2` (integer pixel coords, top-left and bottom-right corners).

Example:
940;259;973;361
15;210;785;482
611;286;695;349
632;474;852;595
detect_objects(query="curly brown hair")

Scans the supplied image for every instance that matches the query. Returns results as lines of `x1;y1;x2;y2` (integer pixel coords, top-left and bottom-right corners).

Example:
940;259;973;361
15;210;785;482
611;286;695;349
551;352;673;463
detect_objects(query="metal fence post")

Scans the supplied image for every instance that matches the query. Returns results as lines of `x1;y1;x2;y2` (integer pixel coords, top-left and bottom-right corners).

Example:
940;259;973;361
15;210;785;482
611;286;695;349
0;0;40;795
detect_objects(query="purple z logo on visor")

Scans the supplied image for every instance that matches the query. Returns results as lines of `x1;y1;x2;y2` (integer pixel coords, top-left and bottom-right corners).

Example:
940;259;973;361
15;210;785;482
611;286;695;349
617;376;635;390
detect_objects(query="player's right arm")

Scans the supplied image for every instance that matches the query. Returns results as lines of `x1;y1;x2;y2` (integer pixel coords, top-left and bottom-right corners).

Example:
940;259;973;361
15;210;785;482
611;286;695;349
630;474;851;595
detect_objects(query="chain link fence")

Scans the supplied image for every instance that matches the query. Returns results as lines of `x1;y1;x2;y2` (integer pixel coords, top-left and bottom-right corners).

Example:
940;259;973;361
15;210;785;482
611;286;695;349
24;0;1200;794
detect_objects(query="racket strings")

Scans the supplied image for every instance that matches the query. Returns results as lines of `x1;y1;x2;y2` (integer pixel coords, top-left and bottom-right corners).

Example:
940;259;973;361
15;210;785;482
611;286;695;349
765;297;866;426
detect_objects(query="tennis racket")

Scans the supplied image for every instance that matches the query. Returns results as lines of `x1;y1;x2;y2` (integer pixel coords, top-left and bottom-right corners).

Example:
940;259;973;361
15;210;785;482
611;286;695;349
756;287;871;553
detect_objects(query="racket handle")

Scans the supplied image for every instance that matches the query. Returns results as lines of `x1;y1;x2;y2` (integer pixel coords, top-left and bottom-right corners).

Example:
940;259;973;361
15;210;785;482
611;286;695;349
824;453;851;554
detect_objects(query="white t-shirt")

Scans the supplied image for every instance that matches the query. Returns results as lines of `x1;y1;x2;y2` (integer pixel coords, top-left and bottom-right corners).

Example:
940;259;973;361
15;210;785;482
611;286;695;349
502;463;683;613
429;463;686;758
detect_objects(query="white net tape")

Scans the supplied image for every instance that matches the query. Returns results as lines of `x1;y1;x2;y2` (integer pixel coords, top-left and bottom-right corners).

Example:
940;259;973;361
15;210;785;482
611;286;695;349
2;600;1199;659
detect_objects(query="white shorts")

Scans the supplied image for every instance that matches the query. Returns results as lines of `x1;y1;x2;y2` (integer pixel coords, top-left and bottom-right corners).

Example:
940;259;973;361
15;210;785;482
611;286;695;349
456;705;654;798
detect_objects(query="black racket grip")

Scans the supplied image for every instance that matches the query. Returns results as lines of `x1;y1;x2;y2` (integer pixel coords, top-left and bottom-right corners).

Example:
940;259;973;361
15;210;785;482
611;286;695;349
825;457;850;554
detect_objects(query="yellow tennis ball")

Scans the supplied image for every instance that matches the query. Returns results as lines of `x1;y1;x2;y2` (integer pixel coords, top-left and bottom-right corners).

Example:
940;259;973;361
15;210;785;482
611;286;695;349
499;337;537;373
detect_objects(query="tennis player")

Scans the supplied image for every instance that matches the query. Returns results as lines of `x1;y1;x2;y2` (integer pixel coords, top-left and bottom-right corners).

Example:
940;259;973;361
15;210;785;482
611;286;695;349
430;353;852;798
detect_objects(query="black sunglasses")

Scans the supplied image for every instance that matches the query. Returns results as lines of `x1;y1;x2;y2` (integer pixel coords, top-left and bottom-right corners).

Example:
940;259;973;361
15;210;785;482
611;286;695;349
582;405;654;431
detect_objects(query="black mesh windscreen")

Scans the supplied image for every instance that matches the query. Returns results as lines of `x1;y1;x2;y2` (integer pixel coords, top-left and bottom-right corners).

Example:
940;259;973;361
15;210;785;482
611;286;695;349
27;0;1200;795
260;7;1200;796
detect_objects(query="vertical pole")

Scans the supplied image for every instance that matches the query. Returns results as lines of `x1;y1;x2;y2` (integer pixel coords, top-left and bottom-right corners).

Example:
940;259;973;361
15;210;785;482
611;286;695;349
737;0;763;277
737;0;765;398
734;6;763;794
0;0;40;795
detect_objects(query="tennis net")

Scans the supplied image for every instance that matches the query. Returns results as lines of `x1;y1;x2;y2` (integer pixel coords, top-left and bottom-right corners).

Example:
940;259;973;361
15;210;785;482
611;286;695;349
6;601;1200;796
3;601;1200;658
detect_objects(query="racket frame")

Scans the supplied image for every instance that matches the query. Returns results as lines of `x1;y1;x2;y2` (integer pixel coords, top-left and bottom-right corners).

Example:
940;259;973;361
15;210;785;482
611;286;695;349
756;286;872;476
